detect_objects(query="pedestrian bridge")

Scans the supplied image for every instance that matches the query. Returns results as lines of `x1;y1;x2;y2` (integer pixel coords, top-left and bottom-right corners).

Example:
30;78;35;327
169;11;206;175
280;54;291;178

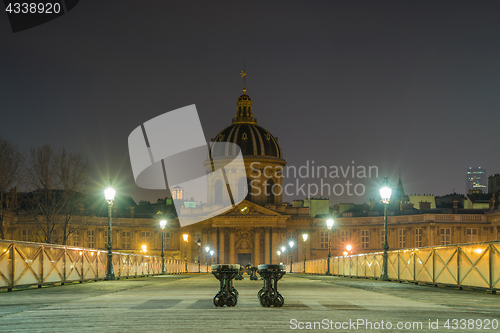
1;240;499;293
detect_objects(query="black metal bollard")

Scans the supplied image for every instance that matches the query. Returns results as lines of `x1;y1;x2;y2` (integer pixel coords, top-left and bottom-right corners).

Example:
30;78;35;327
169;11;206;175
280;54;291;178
257;264;286;307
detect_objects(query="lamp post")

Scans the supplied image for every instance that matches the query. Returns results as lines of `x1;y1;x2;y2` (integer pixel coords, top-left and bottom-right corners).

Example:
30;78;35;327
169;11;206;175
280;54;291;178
205;246;210;273
277;250;281;264
289;240;294;273
281;246;286;265
326;218;334;275
104;187;116;281
302;233;308;273
197;239;201;273
380;178;392;281
346;244;352;254
183;234;188;273
210;250;214;266
160;219;167;275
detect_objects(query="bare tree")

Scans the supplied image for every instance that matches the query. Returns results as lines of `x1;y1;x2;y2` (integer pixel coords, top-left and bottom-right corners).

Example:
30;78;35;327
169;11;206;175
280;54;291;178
26;145;92;244
0;138;24;239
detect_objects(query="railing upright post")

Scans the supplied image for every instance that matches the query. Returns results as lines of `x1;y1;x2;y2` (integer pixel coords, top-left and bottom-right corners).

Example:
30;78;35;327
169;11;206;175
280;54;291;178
9;242;14;291
39;245;44;288
489;243;495;294
457;245;461;290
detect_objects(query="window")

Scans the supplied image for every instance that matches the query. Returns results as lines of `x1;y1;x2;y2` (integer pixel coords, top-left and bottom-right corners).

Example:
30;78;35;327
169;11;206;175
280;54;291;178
122;231;131;249
440;228;451;245
214;179;223;205
88;230;95;248
361;230;369;249
21;229;32;242
266;179;275;204
340;230;350;244
141;231;150;245
466;228;477;243
398;229;406;248
320;230;328;249
72;230;80;247
238;177;248;202
380;230;385;248
164;232;170;250
415;228;422;248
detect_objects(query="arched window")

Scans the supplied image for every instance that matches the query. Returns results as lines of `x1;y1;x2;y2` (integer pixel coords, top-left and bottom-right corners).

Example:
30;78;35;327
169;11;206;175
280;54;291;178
238;177;248;202
266;179;275;204
214;179;223;205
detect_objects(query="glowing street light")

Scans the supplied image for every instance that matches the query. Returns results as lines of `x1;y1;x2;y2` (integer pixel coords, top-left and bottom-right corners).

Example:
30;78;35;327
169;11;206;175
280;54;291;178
205;246;210;272
380;177;392;281
197;238;201;273
289;240;294;273
326;218;334;275
277;250;281;263
104;186;116;281
160;219;167;275
346;244;352;252
141;244;148;253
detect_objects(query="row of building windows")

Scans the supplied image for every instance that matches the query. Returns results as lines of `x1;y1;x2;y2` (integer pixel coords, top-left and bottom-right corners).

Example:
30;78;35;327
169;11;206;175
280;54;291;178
317;228;479;250
21;229;171;249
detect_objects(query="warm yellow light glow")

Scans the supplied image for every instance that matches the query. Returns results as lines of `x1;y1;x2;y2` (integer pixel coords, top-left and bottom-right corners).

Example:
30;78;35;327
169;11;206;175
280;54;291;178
104;187;116;202
141;244;148;253
205;246;209;253
343;251;348;256
79;251;82;255
289;241;294;248
326;219;334;229
474;248;483;254
277;251;281;256
302;233;308;242
346;244;352;251
183;234;188;242
281;246;285;252
160;219;167;229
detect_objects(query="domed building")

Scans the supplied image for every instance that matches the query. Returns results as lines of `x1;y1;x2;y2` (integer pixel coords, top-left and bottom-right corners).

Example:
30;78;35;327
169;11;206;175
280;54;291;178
206;87;286;206
179;87;315;267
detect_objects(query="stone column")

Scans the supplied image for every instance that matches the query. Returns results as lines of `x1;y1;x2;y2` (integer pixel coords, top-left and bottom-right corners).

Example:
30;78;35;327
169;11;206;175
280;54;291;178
229;229;235;264
220;227;225;264
264;228;270;264
272;228;281;264
212;231;218;264
254;230;261;265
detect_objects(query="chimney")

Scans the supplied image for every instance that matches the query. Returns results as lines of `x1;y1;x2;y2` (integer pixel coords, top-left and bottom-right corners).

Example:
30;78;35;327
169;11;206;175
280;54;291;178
129;206;135;218
453;200;458;214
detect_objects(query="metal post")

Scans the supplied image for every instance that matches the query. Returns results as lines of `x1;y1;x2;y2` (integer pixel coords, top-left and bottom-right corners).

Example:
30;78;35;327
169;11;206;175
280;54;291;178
289;250;293;273
303;240;306;274
106;201;115;280
326;228;331;275
161;228;165;275
381;203;389;281
184;242;188;273
198;243;201;273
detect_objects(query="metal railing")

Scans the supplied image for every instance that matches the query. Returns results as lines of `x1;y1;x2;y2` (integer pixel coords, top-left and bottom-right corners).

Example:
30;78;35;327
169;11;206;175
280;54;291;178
0;240;199;290
287;241;500;291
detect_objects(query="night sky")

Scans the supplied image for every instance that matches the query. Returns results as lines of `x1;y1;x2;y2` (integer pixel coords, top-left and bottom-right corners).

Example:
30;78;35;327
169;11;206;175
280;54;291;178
1;1;499;205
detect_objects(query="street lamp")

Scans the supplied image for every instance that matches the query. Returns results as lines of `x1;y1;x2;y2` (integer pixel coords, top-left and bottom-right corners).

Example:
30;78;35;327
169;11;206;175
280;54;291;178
326;218;334;275
160;219;167;275
183;233;188;273
197;239;201;273
104;187;116;281
205;246;210;273
346;244;352;254
380;177;392;281
277;250;281;264
289;240;294;273
210;250;214;267
302;233;308;273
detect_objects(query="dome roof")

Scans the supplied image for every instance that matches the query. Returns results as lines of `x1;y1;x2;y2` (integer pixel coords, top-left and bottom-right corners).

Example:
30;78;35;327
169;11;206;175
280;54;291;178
209;88;283;159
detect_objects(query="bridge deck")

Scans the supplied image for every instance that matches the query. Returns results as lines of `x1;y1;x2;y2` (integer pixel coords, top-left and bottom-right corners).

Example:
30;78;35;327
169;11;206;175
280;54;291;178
1;275;499;332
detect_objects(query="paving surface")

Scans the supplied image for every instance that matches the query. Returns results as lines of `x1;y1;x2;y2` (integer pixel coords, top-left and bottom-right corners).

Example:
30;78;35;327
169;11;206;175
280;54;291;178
0;274;499;332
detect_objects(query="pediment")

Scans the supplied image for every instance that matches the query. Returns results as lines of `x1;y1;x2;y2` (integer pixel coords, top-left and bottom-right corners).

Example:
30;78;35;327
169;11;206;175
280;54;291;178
215;200;283;217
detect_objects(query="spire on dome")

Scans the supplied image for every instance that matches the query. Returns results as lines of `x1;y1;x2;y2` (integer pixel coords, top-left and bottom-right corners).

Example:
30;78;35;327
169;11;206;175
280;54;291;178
233;65;257;124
